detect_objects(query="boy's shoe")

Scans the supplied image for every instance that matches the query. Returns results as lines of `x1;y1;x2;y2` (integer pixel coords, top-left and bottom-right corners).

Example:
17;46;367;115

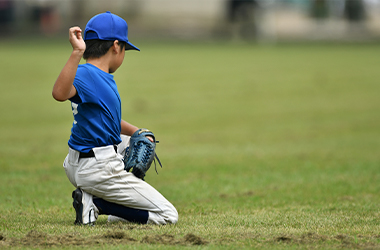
72;188;98;225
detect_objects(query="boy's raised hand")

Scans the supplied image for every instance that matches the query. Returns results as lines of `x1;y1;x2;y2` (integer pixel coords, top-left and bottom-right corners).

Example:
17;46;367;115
69;27;86;53
52;27;84;102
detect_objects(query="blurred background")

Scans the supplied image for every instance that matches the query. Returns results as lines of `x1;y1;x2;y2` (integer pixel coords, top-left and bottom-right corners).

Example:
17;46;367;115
1;2;379;238
1;0;380;42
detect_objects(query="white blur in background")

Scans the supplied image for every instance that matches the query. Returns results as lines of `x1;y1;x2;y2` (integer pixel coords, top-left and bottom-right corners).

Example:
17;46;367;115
0;0;379;42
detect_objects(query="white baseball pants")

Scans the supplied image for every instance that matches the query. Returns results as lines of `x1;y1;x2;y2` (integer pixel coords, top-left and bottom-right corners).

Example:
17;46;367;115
63;135;178;225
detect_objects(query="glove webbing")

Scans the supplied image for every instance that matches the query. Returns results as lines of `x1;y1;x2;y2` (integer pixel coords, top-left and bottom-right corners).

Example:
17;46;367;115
123;142;163;175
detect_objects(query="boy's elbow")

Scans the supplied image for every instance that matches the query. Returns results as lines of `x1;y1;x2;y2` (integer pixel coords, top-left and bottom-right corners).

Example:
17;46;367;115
52;90;67;102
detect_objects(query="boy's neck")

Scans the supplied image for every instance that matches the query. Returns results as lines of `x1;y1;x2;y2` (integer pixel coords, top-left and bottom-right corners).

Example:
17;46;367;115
87;55;111;73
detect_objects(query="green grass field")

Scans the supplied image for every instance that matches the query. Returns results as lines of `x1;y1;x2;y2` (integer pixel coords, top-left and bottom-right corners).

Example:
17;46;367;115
0;39;379;249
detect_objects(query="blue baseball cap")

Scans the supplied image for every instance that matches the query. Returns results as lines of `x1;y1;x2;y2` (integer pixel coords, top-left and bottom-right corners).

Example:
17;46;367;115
84;11;140;51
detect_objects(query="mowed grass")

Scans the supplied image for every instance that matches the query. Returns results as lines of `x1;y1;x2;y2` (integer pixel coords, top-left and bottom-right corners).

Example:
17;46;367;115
0;39;379;249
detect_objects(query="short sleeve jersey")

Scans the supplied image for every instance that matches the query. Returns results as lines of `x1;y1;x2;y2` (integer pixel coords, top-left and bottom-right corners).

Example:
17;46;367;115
68;63;122;153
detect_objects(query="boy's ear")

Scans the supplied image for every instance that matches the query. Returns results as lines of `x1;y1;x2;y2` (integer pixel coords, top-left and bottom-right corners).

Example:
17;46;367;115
112;40;120;53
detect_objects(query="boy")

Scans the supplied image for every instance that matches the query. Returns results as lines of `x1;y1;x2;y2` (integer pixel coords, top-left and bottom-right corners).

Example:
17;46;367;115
52;11;178;225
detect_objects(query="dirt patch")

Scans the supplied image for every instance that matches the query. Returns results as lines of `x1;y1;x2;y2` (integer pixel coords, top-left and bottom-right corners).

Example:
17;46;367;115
141;233;208;245
270;232;336;245
102;230;137;243
3;230;380;248
184;233;208;245
335;234;348;240
10;230;83;248
141;233;176;244
266;232;380;249
276;236;292;243
104;231;125;239
1;230;208;248
2;230;137;248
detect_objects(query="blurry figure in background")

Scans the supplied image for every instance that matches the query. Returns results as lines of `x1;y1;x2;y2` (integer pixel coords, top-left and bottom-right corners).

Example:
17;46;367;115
343;0;367;36
0;0;14;35
344;0;366;22
309;0;330;39
226;0;259;41
310;0;329;19
31;2;61;36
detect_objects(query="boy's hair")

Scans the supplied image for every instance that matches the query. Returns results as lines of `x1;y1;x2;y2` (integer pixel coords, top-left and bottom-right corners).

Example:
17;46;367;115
83;32;126;60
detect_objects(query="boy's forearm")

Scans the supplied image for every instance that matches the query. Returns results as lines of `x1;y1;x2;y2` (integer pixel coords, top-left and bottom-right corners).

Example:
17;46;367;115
52;50;82;102
121;120;139;136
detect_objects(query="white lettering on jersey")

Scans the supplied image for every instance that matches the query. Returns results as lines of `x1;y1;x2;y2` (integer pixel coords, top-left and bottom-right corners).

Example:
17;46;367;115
72;103;78;124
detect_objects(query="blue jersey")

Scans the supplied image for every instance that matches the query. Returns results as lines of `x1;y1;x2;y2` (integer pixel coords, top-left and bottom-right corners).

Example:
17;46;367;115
68;63;122;153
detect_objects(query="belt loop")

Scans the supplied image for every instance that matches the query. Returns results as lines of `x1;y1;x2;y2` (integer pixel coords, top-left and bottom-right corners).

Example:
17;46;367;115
79;145;118;159
68;148;80;163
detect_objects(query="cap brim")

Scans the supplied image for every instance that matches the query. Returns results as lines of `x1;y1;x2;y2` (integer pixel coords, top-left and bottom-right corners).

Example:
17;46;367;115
125;42;140;51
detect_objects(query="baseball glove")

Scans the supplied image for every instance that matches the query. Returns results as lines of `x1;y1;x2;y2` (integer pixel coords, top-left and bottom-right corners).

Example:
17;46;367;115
123;128;162;180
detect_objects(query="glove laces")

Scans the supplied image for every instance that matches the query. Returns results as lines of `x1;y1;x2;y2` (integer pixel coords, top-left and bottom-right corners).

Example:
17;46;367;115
125;141;162;174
